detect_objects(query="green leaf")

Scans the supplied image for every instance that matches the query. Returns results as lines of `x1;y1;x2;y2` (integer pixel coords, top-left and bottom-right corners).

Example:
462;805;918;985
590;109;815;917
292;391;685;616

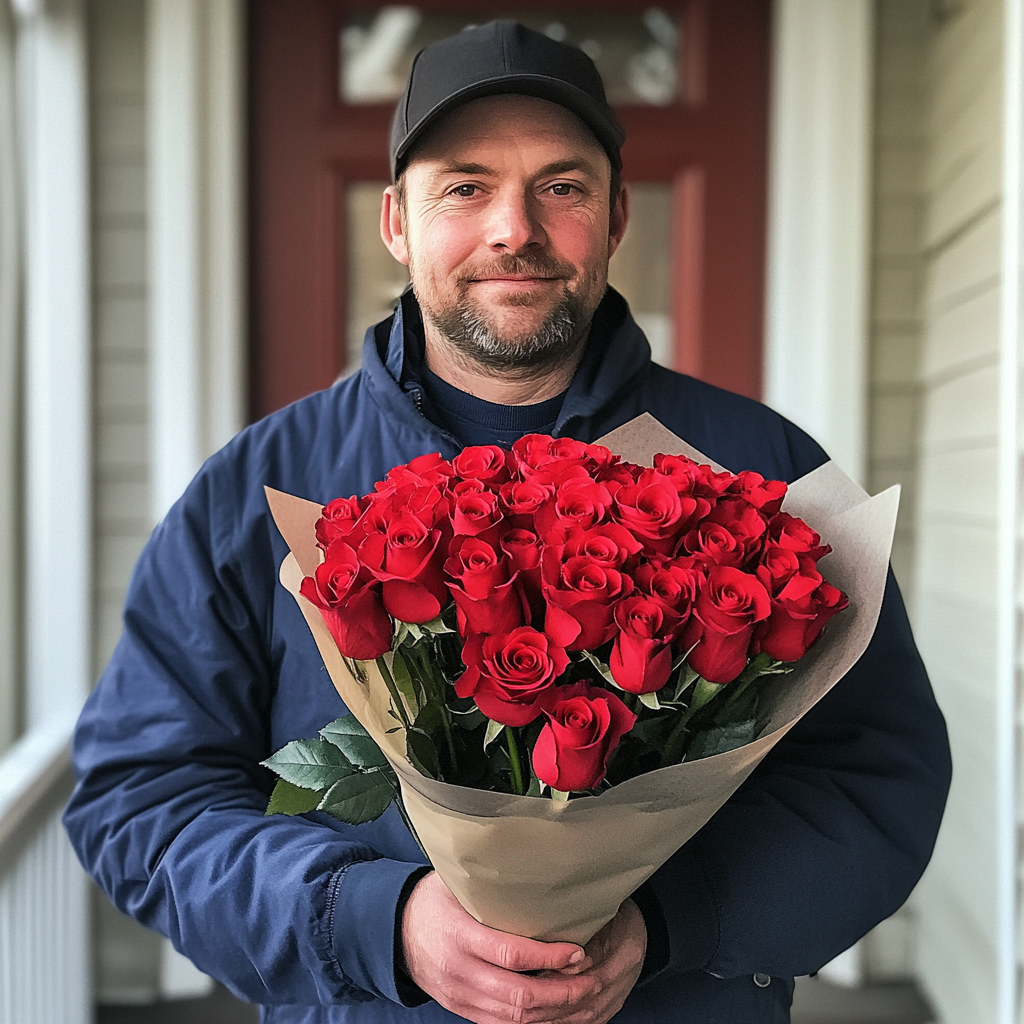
390;648;421;717
407;700;446;779
265;778;323;816
261;738;355;790
407;727;442;779
420;614;456;635
483;718;504;751
318;769;397;824
686;719;758;760
638;691;661;711
580;650;621;688
319;717;389;768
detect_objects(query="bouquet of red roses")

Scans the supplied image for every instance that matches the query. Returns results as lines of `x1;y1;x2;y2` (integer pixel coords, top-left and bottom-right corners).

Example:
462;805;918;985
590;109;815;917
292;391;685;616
264;415;897;943
266;430;847;814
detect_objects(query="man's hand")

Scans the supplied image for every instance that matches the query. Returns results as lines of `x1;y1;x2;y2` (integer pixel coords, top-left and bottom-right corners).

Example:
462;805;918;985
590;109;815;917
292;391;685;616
400;871;646;1024
548;897;647;1024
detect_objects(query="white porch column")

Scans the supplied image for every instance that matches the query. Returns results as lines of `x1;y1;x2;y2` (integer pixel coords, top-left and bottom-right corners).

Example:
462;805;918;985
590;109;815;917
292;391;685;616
147;0;245;523
146;0;246;995
764;0;874;485
17;0;92;729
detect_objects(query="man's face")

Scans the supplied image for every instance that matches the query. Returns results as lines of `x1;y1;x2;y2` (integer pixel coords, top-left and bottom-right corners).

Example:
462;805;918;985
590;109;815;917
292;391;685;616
382;94;627;373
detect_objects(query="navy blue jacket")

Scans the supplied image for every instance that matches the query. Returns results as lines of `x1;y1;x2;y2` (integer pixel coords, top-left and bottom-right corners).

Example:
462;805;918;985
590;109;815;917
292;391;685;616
65;291;951;1023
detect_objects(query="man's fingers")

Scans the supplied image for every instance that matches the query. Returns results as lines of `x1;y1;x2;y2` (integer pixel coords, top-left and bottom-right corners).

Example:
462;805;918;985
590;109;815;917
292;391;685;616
460;925;587;973
446;955;602;1014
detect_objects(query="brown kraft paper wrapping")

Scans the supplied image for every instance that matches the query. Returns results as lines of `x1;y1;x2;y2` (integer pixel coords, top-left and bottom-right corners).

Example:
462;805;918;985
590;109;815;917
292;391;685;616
265;413;899;945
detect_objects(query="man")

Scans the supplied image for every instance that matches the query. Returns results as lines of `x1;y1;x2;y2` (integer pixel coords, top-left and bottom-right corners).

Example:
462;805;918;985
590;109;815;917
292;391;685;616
65;22;951;1024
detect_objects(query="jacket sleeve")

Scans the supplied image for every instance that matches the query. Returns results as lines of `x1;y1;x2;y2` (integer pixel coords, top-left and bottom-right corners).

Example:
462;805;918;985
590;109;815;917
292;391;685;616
62;460;424;1006
637;568;952;981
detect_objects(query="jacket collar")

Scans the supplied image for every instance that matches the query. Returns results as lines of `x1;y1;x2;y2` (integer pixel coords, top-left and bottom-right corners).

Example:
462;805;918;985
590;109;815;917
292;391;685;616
361;286;652;443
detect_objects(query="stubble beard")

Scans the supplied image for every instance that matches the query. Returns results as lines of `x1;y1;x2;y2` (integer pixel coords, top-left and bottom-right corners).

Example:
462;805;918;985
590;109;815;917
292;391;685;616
412;253;605;377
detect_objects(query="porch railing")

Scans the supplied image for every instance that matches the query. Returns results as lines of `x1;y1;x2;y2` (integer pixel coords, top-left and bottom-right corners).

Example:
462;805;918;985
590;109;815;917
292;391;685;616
0;721;90;1024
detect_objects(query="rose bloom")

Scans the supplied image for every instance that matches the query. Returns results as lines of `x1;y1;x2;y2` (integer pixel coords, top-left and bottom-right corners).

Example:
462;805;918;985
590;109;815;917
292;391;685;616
609;595;681;694
681;564;772;683
456;627;570;726
314;495;366;550
300;541;392;660
452;444;512;487
532;681;636;792
444;536;528;637
541;552;634;650
359;511;449;623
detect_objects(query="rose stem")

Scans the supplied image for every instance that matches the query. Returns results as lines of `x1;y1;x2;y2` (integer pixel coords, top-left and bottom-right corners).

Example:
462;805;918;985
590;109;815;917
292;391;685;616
382;775;428;858
413;642;458;772
504;726;526;796
376;655;412;729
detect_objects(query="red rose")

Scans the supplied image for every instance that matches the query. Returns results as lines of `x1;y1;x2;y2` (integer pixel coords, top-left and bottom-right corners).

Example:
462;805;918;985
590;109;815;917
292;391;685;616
512;435;612;483
455;627;569;726
609;596;681;694
444;536;527;637
500;529;544;617
541;552;634;650
534;477;614;542
683;521;745;568
315;495;366;550
756;546;821;601
300;542;392;660
704;498;767;566
382;451;454;491
680;565;771;683
499;477;557;529
452;489;504;540
653;454;732;502
727;470;787;516
532;682;636;792
452;444;512;487
635;561;705;619
562;523;643;571
757;580;848;662
766;512;830;561
613;470;708;557
359;511;449;623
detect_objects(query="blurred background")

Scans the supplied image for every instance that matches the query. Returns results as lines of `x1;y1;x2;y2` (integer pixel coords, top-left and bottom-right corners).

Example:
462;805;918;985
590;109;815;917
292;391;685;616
0;0;1012;1021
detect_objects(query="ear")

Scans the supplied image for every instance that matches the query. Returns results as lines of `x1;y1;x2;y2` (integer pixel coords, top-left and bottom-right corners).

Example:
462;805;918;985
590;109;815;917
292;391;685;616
607;182;629;259
381;186;410;265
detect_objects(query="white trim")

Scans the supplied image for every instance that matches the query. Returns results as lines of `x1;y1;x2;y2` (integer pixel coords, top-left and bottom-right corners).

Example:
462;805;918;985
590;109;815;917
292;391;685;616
996;1;1021;1020
764;0;874;485
147;0;246;523
0;717;75;866
17;0;91;727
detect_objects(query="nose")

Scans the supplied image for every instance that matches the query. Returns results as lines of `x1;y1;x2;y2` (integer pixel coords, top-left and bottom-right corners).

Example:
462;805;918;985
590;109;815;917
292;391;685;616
484;189;546;253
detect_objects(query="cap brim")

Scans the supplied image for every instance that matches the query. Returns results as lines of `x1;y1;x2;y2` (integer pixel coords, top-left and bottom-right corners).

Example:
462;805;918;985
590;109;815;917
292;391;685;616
394;75;625;175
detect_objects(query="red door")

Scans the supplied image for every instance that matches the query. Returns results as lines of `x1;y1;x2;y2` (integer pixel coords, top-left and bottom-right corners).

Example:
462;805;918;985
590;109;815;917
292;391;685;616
248;1;770;421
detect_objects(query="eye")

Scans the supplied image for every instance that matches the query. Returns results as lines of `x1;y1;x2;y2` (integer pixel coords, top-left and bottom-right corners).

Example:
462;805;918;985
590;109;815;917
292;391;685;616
549;182;576;196
450;184;478;198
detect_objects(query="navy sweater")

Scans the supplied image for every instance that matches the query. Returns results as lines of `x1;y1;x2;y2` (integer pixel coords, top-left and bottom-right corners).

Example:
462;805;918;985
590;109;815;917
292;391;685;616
64;290;951;1023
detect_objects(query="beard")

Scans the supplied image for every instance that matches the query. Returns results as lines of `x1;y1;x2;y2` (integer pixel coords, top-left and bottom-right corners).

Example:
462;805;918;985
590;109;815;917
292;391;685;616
412;252;605;374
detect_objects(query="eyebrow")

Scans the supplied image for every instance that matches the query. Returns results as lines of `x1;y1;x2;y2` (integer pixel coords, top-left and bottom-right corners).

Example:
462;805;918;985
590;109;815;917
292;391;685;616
426;157;604;183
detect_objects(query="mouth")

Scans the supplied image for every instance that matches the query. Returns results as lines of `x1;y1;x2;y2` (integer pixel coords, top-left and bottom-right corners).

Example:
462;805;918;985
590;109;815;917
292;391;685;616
468;275;564;287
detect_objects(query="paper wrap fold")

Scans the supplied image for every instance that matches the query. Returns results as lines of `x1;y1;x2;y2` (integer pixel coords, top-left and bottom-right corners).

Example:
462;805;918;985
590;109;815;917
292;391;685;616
266;414;899;945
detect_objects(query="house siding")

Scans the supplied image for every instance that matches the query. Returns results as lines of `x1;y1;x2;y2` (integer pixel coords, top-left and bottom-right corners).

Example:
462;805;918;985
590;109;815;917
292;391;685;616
90;0;152;678
870;0;1006;1021
87;0;164;1003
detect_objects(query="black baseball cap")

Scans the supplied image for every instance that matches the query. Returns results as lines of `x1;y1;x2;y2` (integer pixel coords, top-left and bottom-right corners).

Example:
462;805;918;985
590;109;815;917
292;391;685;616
389;20;625;180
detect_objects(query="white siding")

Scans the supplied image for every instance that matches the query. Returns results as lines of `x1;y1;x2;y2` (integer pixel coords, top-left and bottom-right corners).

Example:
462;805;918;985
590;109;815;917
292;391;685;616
90;0;152;678
909;1;1004;1021
869;0;929;613
871;2;1014;1017
87;0;164;1004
